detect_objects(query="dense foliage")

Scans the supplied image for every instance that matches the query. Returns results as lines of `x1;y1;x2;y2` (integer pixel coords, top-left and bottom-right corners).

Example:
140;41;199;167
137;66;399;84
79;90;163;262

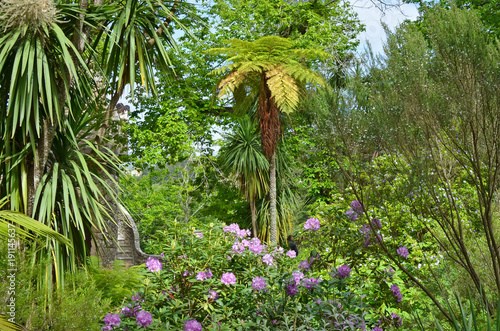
2;0;500;330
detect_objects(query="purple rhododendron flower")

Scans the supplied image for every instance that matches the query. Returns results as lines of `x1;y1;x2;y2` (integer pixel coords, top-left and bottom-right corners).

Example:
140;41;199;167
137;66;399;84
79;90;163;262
250;237;261;245
101;327;113;331
397;246;409;258
236;229;251;238
196;271;206;281
346;210;359;222
223;223;240;234
391;284;403;303
184;319;202;331
302;277;320;290
286;250;296;258
359;224;370;235
337;265;351;278
262;254;273;266
252;276;267;291
194;231;203;238
274;247;284;255
103;313;121;326
232;241;246;254
183;270;190;277
373;327;383;331
286;283;299;297
145;257;162;272
136;311;152;327
131;293;142;302
208;290;218;300
204;268;212;279
292;271;304;285
304;218;320;231
249;242;264;255
133;304;142;315
391;313;402;326
350;200;364;214
121;306;134;317
371;218;382;228
221;272;236;285
298;260;310;271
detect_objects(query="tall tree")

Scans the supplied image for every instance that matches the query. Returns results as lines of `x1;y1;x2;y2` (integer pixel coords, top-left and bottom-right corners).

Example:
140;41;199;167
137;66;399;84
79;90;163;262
220;115;269;237
0;0;194;284
210;36;327;243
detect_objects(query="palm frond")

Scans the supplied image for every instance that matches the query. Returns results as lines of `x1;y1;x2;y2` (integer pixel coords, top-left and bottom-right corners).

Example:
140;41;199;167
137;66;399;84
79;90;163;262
0;315;21;331
0;199;71;245
220;116;269;200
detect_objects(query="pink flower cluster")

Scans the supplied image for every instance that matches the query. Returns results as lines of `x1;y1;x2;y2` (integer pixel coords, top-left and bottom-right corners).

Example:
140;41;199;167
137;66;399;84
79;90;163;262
262;254;273;266
223;223;251;238
346;200;364;222
184;319;202;331
252;276;267;291
145;257;162;273
337;265;351;278
221;272;236;285
196;269;213;281
304;218;321;231
396;246;409;258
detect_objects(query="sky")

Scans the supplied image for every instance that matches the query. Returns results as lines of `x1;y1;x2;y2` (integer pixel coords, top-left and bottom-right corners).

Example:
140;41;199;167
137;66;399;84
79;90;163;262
351;0;420;54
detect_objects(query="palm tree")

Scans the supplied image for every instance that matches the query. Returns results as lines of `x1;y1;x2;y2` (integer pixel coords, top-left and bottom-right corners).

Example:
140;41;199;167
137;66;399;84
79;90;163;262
220;115;269;237
0;0;192;285
210;36;328;243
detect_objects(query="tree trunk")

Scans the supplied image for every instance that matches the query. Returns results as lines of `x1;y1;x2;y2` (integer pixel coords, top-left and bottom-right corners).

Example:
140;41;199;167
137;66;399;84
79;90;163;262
269;151;277;244
250;195;258;238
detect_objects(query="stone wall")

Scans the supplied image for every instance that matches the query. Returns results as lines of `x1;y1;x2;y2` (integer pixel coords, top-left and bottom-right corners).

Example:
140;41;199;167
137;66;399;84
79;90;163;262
89;103;160;266
90;204;160;266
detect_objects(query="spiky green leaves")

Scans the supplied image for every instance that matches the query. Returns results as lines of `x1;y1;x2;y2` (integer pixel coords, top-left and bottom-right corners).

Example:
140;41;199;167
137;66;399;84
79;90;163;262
220;116;269;200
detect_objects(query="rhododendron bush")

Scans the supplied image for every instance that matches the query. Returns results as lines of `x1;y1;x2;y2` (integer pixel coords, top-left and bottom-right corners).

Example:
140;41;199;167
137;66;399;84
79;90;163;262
100;211;416;330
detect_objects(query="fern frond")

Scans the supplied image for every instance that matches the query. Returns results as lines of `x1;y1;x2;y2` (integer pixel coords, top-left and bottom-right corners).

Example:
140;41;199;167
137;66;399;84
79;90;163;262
217;70;247;98
284;65;326;88
266;66;300;114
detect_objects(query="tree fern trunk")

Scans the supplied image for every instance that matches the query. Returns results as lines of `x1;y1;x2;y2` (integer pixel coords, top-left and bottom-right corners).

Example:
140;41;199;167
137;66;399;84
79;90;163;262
269;150;277;243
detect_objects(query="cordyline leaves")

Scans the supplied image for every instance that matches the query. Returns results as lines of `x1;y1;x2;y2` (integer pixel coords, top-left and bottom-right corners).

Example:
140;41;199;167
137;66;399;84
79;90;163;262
0;0;192;290
220;116;269;200
99;0;192;97
0;199;71;245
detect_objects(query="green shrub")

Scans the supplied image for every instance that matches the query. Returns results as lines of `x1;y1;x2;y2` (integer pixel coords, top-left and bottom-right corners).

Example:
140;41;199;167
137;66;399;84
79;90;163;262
0;248;111;331
86;257;144;307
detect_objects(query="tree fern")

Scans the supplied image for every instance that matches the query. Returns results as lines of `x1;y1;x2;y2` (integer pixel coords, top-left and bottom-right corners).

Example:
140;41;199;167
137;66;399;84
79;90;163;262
210;35;328;243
